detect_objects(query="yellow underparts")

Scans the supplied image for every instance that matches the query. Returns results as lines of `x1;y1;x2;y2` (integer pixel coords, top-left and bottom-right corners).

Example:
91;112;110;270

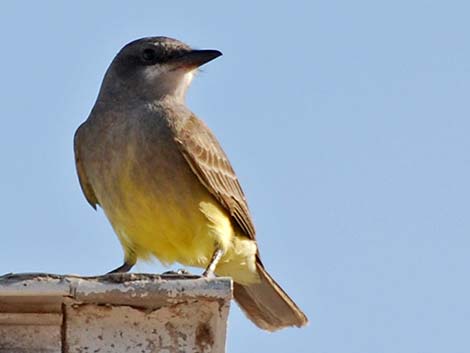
101;167;260;285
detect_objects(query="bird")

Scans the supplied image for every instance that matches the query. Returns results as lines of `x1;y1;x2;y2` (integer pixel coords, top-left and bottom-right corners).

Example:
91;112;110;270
74;36;308;331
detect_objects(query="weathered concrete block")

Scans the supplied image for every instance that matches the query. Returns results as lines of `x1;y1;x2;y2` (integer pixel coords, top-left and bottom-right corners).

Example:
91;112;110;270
0;273;232;353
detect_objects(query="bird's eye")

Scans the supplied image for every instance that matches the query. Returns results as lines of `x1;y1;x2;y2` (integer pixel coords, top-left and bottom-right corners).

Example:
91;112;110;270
142;48;157;62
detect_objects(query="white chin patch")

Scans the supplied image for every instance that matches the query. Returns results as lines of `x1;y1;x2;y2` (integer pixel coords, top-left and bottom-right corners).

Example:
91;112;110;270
180;70;195;90
144;66;195;100
173;70;195;100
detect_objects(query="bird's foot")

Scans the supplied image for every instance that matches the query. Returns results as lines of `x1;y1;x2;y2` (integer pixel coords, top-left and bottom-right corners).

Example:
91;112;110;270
162;268;191;275
201;269;217;279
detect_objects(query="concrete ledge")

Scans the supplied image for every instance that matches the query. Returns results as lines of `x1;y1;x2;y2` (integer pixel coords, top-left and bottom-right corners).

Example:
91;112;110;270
0;273;232;353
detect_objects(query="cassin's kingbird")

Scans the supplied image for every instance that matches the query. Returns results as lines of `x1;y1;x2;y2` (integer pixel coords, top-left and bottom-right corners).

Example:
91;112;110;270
74;37;308;331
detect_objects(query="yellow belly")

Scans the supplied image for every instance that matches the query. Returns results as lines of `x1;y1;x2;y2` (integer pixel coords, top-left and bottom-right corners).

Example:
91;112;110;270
98;160;259;285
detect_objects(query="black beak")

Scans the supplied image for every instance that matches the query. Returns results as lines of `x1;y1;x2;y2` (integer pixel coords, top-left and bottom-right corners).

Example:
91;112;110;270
169;49;222;70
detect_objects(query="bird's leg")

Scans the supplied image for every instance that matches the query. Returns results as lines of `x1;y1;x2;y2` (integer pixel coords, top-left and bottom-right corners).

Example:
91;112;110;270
107;261;135;274
202;248;224;278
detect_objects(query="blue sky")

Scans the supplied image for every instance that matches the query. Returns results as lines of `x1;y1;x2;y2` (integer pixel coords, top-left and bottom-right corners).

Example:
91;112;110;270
1;1;469;352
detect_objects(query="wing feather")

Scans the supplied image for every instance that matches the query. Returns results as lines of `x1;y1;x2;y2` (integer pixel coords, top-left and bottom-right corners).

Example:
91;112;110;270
74;125;98;209
174;115;256;239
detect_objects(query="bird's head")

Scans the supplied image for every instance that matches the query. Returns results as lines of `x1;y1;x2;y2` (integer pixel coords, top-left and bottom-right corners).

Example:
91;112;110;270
99;36;222;103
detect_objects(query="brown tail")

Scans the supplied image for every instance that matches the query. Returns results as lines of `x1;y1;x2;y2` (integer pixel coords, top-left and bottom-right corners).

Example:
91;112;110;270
233;262;308;331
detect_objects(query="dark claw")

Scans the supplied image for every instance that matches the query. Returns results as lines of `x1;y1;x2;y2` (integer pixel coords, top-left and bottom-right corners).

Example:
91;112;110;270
107;261;134;274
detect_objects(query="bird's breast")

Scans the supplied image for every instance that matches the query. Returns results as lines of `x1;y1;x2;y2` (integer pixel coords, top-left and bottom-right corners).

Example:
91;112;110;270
87;114;224;266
